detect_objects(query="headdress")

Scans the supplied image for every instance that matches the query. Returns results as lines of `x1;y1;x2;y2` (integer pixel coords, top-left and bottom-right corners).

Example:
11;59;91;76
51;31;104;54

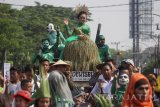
32;65;51;99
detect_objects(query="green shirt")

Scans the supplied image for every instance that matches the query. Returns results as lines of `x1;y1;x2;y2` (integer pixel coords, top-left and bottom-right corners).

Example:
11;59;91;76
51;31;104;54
65;23;90;37
47;31;65;46
98;44;111;62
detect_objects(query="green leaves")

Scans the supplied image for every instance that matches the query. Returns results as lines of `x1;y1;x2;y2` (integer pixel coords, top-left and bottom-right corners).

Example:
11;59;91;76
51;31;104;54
94;94;112;107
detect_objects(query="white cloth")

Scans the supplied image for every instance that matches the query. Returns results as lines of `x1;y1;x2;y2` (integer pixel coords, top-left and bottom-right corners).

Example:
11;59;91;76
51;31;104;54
36;73;50;82
8;81;21;95
91;75;113;96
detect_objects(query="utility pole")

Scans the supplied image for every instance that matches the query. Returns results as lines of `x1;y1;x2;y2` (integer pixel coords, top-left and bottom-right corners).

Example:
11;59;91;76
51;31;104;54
111;42;120;65
157;24;160;71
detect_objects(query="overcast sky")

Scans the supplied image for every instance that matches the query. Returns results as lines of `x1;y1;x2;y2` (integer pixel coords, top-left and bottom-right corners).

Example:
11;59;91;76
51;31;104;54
0;0;160;51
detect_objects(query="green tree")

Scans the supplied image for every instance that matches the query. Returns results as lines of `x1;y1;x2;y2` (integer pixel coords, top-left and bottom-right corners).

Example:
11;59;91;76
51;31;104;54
0;4;24;69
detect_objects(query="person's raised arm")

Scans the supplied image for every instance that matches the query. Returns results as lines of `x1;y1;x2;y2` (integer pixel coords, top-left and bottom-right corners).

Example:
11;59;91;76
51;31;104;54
64;18;72;37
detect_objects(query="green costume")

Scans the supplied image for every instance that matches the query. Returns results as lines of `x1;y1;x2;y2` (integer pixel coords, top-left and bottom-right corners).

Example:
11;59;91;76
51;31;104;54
30;65;51;106
47;31;65;46
113;85;127;107
32;39;55;64
64;22;90;37
97;35;111;62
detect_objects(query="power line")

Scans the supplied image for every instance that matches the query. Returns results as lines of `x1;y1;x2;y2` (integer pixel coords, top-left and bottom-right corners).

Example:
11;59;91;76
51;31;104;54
88;0;160;8
0;0;160;8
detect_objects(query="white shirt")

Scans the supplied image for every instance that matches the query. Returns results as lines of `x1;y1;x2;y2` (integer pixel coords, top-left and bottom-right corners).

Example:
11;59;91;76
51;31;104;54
91;74;113;96
8;81;21;95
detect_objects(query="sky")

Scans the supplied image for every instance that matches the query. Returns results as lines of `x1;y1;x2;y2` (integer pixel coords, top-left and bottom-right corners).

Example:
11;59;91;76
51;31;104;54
0;0;160;51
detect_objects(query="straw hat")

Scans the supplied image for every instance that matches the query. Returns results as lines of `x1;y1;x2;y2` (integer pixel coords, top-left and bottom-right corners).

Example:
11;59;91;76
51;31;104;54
52;60;70;66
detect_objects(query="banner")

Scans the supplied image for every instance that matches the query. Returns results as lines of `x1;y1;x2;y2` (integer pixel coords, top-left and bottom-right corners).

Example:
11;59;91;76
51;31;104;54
3;63;11;81
72;71;94;81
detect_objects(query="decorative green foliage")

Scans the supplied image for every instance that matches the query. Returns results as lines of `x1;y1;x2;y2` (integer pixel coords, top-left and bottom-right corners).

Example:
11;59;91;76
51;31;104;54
94;94;112;107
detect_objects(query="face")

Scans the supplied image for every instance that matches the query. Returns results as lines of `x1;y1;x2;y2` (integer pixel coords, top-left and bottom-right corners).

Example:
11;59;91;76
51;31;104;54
42;61;50;73
99;39;105;45
47;24;53;32
15;96;29;107
10;70;19;82
135;84;150;101
22;82;32;93
25;72;33;81
78;13;87;24
38;98;50;107
42;40;49;48
19;73;27;81
101;65;112;80
118;73;129;85
55;65;66;72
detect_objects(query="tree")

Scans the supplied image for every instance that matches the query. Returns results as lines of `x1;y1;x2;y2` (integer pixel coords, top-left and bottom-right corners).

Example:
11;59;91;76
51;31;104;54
0;4;24;69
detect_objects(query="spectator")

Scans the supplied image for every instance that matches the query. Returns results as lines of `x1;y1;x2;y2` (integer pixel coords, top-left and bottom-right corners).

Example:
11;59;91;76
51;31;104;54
9;67;21;95
19;71;27;82
91;63;113;96
25;64;35;93
13;90;32;107
21;79;32;93
122;73;153;107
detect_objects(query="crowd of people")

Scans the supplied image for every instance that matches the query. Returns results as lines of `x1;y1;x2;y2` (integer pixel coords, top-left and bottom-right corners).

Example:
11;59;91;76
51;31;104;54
0;58;160;107
0;9;159;107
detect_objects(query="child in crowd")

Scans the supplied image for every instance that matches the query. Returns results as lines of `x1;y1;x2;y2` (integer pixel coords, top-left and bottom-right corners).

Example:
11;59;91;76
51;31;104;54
19;71;27;81
13;90;32;107
21;79;33;93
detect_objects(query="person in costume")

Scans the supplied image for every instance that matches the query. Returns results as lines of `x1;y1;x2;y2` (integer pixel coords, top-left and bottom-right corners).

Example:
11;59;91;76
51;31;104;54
113;66;129;107
47;23;65;46
47;23;65;59
96;35;111;62
33;38;55;64
64;11;90;37
13;90;32;107
36;59;50;83
32;65;51;107
122;73;153;107
48;70;74;107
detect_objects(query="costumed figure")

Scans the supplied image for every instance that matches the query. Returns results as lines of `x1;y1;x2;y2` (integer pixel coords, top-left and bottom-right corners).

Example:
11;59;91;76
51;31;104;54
113;69;129;107
32;38;54;64
64;11;90;37
61;10;100;71
96;35;111;62
47;23;65;46
48;70;74;107
47;23;65;59
31;65;51;107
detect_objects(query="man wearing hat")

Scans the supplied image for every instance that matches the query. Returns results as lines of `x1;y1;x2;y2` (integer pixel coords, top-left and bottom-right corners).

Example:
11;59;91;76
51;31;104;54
96;35;112;62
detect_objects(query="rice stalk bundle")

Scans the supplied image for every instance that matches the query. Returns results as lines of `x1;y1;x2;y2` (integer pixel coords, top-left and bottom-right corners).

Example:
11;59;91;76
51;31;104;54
63;36;100;71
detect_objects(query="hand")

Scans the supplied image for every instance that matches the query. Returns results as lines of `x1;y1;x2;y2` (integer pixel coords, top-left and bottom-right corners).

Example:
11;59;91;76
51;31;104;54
5;79;10;86
64;18;69;25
